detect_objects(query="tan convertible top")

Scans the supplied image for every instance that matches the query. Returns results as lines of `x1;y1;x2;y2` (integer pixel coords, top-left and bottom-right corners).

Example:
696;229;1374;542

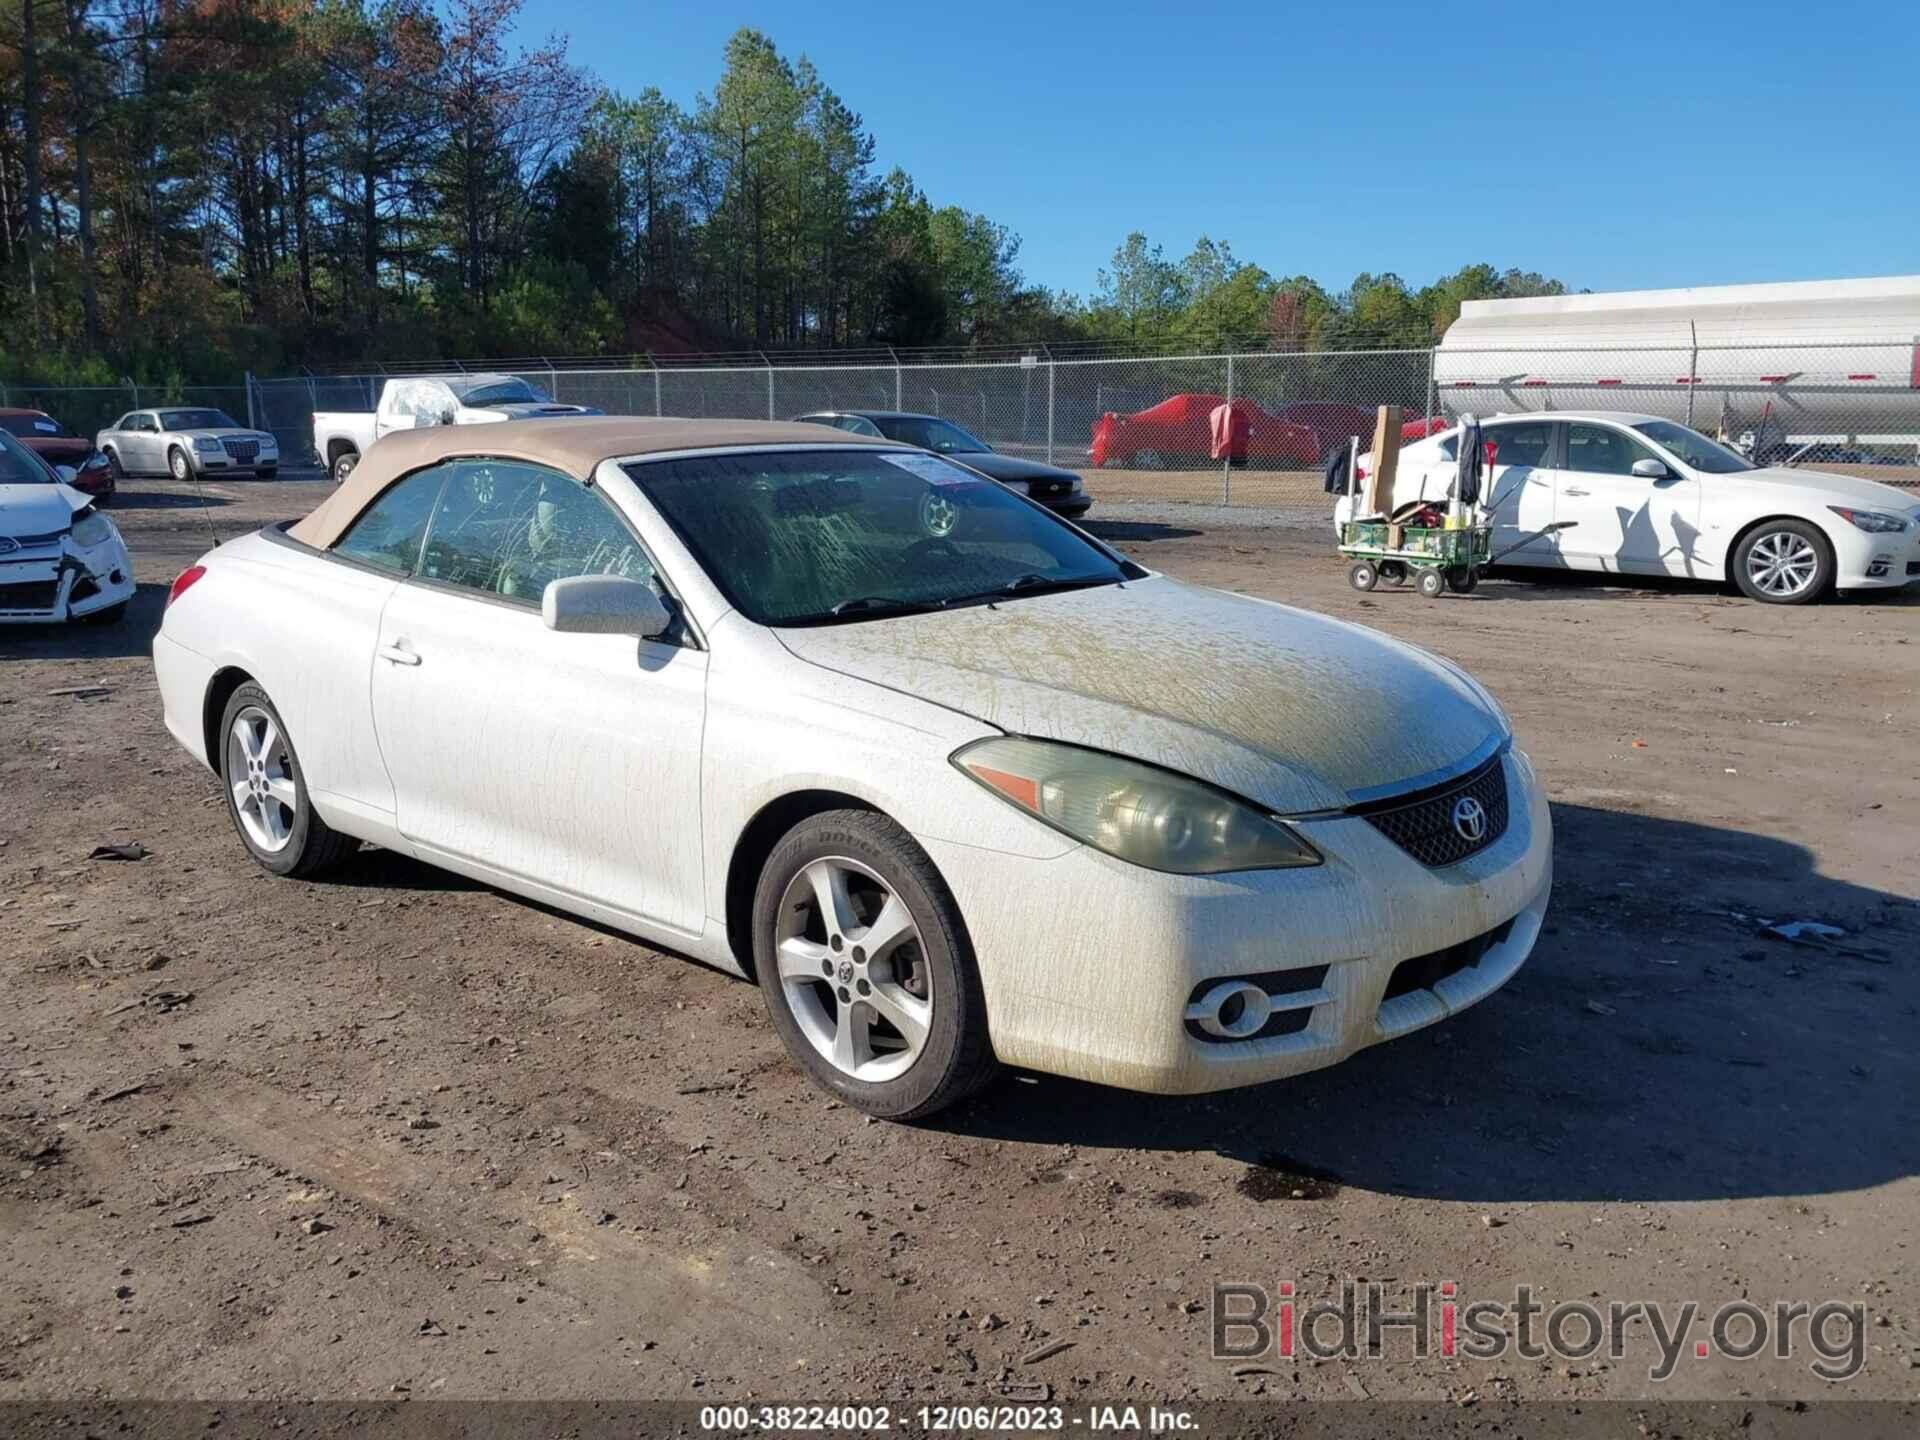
288;416;890;549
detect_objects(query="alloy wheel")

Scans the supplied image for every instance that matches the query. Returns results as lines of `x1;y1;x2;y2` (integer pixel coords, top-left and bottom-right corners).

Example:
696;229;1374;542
774;856;932;1083
226;705;298;853
1745;530;1819;599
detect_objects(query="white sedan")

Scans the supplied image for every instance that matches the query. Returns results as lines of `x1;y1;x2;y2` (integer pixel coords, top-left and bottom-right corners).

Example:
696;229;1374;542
1341;410;1920;603
0;427;134;625
153;418;1551;1119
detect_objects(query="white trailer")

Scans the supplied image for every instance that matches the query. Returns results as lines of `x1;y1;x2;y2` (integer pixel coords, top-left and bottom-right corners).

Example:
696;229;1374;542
1433;276;1920;464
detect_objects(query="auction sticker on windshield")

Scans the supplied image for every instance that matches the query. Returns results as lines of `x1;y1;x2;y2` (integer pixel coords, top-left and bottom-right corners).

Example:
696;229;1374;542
879;452;983;486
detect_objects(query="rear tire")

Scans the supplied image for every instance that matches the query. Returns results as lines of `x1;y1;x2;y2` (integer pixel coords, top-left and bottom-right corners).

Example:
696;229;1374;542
1347;561;1378;592
217;683;357;879
331;449;359;485
752;810;999;1121
1732;519;1832;604
1417;568;1446;598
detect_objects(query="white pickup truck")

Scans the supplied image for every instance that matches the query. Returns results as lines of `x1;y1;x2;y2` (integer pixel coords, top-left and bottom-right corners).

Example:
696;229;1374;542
313;373;600;484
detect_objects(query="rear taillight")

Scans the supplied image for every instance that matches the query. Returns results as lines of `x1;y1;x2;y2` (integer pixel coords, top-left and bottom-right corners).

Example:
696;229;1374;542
167;564;207;608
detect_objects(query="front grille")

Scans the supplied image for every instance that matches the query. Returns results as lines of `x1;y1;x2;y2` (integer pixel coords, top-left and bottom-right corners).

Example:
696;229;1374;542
1356;753;1508;867
1380;917;1516;1004
0;579;60;611
223;439;260;463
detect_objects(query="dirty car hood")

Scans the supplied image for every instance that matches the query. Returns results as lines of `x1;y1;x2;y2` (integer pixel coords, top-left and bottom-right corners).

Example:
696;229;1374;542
776;576;1504;814
0;482;88;539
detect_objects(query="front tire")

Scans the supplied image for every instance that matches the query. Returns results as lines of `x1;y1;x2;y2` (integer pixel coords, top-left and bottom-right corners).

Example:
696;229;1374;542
103;447;124;480
752;810;999;1120
168;447;193;481
1732;519;1832;604
217;683;357;878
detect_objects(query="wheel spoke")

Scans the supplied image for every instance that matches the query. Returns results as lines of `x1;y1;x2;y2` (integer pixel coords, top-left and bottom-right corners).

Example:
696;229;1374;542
265;775;297;809
777;934;831;981
832;999;871;1073
864;981;930;1051
856;895;914;961
257;716;281;763
231;778;253;814
803;860;856;938
234;716;260;763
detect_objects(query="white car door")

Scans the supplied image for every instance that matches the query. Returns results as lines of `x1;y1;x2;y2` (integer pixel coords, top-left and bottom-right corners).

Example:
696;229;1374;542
1480;420;1560;564
367;457;709;933
1556;421;1704;575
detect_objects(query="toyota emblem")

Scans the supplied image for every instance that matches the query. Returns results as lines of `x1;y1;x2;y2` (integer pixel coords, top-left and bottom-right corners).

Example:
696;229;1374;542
1450;795;1488;843
0;537;17;556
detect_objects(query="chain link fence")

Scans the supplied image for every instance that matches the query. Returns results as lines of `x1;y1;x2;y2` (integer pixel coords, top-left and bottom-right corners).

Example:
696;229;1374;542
0;379;251;447
10;343;1918;513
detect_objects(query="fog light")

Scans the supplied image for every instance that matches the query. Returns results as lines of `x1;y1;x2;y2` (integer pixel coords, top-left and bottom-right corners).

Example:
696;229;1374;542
1188;980;1272;1040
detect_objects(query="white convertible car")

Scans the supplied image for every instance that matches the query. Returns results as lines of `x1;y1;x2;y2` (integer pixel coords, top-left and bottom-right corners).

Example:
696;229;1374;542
154;418;1551;1118
1341;411;1920;603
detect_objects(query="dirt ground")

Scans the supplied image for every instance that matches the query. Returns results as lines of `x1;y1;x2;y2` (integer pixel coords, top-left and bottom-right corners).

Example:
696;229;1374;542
2;472;1917;1407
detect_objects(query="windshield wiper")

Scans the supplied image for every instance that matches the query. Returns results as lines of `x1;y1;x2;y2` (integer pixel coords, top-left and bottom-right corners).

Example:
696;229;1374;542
996;572;1123;598
825;595;946;619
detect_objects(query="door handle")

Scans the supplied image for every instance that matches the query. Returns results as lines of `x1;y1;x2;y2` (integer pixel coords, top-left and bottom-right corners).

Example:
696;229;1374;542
378;643;422;667
1563;486;1591;497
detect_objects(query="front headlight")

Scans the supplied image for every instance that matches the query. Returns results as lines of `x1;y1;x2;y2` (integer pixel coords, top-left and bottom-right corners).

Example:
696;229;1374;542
193;436;221;452
70;510;117;548
953;736;1322;874
1828;505;1908;534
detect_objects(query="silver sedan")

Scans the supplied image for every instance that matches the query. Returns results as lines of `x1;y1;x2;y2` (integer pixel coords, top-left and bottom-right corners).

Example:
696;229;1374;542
96;407;279;481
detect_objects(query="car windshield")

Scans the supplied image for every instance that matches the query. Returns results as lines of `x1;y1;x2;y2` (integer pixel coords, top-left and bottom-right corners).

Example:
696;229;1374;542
628;448;1132;626
1632;420;1753;474
162;409;240;430
0;413;70;439
454;379;547;406
872;416;990;454
0;429;57;483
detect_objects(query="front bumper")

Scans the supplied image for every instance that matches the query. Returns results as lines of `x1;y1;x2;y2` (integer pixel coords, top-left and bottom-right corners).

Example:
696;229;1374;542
192;452;278;475
921;746;1552;1095
0;536;135;623
1833;514;1920;591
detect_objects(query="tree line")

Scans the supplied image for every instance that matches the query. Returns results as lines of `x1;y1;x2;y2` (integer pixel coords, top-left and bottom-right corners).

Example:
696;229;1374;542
0;2;1573;385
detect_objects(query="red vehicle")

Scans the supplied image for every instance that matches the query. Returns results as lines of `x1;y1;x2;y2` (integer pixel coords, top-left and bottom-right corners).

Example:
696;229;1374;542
1090;394;1321;469
0;408;116;500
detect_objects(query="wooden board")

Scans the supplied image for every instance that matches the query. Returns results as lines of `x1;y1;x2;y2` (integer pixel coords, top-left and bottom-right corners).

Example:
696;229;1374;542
1365;405;1402;516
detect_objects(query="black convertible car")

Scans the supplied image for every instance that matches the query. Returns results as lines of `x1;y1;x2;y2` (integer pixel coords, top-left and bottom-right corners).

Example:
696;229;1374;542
793;410;1091;520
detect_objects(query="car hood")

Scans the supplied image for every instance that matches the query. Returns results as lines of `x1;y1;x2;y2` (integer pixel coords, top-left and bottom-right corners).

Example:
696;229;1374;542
0;482;88;538
776;576;1503;814
175;428;276;445
457;402;602;421
18;435;93;463
1734;465;1920;511
949;453;1082;485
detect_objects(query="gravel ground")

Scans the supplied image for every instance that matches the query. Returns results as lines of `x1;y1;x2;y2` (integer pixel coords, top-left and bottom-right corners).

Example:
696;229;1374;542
2;474;1917;1406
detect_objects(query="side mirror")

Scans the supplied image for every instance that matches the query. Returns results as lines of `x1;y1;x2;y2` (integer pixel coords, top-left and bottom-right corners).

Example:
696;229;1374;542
1632;457;1674;480
55;464;78;483
438;407;457;426
543;574;672;639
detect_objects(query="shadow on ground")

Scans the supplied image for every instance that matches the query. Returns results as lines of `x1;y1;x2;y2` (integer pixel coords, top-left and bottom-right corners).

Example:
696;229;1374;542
0;582;167;662
932;802;1919;1205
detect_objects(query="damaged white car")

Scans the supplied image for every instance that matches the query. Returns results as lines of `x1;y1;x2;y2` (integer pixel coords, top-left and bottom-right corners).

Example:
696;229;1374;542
0;427;134;625
153;418;1551;1120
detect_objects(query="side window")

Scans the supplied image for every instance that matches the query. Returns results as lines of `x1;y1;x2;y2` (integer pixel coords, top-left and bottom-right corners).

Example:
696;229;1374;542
1488;423;1551;468
333;467;448;574
417;460;657;605
1566;423;1658;477
841;416;883;437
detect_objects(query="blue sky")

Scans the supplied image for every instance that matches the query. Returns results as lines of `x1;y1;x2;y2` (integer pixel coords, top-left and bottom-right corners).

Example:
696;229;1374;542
521;0;1918;300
